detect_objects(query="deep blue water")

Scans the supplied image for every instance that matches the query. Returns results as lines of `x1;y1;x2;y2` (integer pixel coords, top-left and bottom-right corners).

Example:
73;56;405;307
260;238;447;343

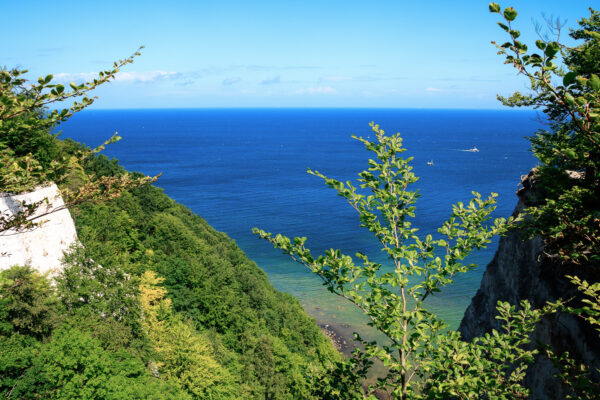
58;108;541;341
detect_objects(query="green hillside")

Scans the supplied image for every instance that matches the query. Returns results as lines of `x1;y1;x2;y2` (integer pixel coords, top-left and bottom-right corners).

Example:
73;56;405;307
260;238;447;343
72;153;341;398
0;141;339;399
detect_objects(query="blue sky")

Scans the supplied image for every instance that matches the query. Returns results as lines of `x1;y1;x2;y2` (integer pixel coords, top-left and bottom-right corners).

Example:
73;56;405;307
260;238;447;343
2;1;594;109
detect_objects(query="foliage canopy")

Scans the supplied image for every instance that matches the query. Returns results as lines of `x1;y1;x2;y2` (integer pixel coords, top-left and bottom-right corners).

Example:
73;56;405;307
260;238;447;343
254;123;544;399
490;4;600;264
0;50;340;399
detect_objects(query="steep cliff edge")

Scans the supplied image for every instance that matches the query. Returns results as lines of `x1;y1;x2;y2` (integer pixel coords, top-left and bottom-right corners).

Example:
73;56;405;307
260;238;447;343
459;170;600;399
0;183;77;274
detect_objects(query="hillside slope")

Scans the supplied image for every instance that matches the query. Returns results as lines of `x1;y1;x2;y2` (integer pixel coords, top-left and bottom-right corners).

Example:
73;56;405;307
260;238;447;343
0;145;339;399
70;154;340;398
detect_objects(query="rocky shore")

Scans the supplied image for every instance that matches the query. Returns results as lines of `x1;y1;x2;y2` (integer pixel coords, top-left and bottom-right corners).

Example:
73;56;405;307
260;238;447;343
319;323;353;353
319;323;391;400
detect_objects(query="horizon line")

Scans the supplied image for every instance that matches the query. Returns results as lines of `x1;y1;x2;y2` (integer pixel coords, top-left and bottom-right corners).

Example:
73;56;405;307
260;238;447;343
68;106;537;112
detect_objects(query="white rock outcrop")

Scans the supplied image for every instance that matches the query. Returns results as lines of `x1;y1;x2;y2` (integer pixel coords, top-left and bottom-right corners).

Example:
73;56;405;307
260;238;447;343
0;183;77;274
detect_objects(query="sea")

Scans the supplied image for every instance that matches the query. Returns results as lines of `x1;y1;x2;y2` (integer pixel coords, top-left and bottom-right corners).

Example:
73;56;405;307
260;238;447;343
58;108;542;346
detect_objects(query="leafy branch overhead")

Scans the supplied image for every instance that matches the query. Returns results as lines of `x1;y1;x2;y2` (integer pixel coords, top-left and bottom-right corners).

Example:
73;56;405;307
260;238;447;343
254;122;540;399
490;3;600;264
0;46;144;126
0;47;159;234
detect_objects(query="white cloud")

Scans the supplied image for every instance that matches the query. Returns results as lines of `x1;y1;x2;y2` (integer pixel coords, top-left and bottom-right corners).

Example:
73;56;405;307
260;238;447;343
260;75;281;85
53;70;181;84
319;75;402;83
319;75;353;83
115;71;180;82
295;86;337;95
425;87;446;92
222;77;242;86
54;72;97;82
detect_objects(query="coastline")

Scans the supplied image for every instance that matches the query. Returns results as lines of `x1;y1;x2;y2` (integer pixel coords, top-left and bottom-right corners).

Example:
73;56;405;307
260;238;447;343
319;322;391;400
318;322;353;354
59;109;539;348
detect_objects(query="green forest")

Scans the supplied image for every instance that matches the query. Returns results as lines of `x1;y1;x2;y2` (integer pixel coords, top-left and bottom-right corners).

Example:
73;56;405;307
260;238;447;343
1;142;342;399
1;3;599;400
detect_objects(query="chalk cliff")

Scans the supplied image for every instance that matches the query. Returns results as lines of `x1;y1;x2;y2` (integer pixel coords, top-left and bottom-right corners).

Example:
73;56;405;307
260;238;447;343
459;171;600;399
0;183;77;274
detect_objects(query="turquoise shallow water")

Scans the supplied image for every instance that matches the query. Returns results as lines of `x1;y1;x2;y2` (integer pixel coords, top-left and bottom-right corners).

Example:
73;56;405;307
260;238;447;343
59;108;541;344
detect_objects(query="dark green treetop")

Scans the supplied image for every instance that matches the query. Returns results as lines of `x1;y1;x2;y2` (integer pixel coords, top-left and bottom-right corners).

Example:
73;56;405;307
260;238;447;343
490;3;600;264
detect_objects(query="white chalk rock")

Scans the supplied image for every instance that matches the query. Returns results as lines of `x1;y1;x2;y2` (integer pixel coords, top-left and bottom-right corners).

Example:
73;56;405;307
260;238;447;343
0;183;78;274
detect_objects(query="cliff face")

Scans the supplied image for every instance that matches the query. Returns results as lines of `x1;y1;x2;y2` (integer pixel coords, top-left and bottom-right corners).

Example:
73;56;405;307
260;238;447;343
459;171;600;399
0;183;77;274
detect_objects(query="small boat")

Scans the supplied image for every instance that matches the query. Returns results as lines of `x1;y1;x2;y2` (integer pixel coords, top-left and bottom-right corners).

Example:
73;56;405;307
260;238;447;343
465;147;479;152
426;160;434;166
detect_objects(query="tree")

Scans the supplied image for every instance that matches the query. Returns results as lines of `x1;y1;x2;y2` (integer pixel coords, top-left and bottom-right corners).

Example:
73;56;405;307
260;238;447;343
0;47;158;234
0;266;58;339
254;5;600;397
8;326;187;400
56;244;143;344
544;275;600;398
489;3;600;264
254;122;542;399
139;270;241;399
489;4;600;396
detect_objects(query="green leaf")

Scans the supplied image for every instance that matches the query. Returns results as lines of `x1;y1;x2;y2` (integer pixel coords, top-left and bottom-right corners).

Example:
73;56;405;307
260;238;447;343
489;3;501;13
544;42;560;58
564;149;577;159
564;93;576;107
535;40;546;50
503;7;517;21
589;74;600;91
563;72;577;87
